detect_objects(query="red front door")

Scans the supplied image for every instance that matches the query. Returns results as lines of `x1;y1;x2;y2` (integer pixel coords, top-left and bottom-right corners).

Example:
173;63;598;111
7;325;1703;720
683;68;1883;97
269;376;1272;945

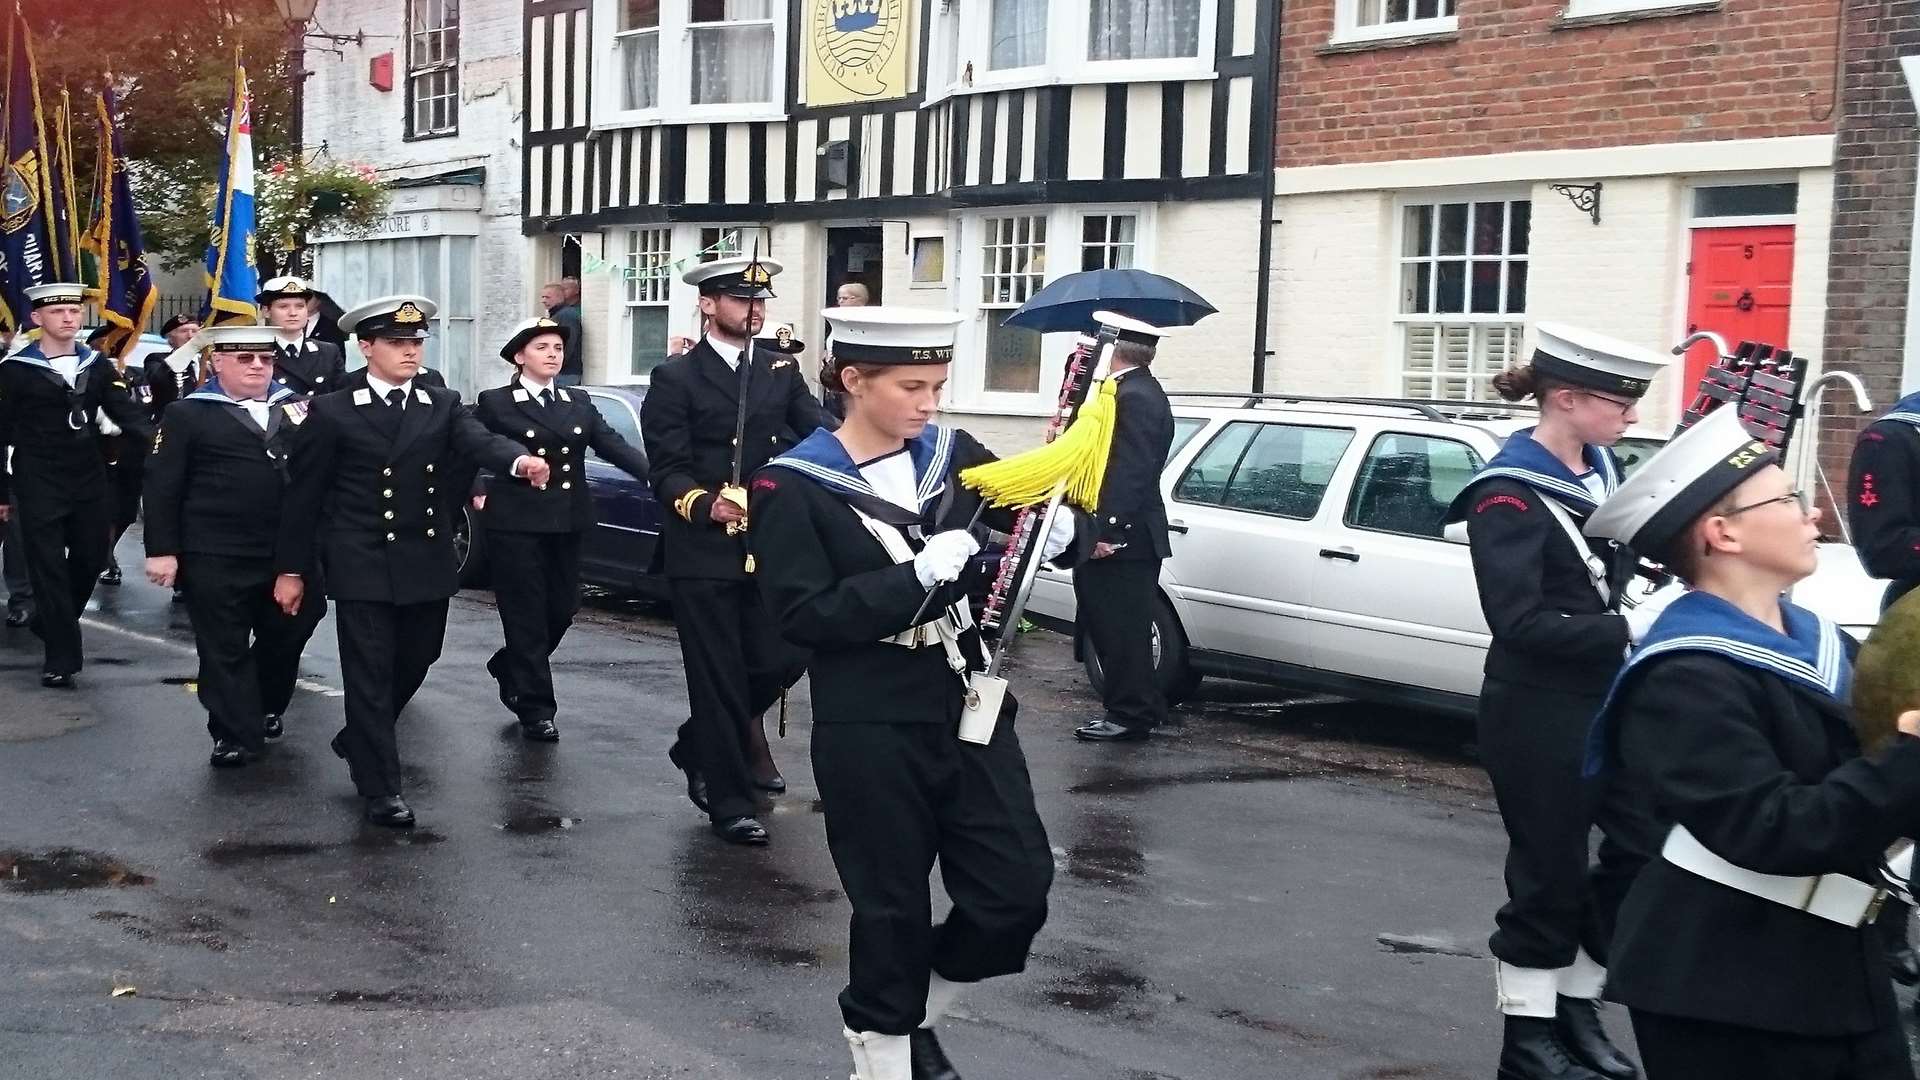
1683;224;1796;392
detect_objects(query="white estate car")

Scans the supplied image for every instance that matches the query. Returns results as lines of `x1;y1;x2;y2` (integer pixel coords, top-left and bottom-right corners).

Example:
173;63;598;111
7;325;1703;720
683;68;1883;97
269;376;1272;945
1024;395;1885;718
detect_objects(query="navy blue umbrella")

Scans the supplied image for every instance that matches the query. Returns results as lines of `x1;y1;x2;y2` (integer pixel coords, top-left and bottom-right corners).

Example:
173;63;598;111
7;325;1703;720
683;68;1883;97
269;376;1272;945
1001;269;1217;333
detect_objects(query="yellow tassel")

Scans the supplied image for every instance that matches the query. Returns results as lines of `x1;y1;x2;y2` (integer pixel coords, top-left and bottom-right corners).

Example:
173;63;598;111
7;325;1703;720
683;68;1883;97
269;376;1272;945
960;379;1118;509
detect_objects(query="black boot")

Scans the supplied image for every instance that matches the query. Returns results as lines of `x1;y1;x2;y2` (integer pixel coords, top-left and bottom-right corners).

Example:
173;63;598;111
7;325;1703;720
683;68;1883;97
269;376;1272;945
1552;999;1636;1079
909;1029;961;1080
1880;899;1920;986
1498;1015;1607;1080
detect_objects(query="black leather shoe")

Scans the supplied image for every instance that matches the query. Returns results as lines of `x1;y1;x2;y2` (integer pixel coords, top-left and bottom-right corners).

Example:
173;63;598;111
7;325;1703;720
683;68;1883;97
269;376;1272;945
668;744;710;813
752;773;787;795
1553;998;1637;1079
520;718;560;742
485;653;519;711
262;714;284;740
4;607;28;628
1499;1014;1607;1080
98;564;121;585
910;1028;962;1080
711;816;769;845
365;796;416;828
209;739;254;768
40;672;73;689
1073;719;1151;742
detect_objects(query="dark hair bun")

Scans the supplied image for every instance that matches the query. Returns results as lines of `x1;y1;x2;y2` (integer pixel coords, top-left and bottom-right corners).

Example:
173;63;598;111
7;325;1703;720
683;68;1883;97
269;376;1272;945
1491;364;1538;402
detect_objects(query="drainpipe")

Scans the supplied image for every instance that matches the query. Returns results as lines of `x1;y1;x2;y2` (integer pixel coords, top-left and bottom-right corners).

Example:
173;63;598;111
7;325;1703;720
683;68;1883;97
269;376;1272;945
1250;0;1283;393
1901;56;1920;395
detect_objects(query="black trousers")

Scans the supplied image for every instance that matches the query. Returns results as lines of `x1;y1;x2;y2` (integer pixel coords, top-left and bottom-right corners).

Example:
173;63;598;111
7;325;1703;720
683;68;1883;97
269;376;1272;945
666;577;802;821
1073;555;1167;731
181;554;325;750
3;509;30;610
486;530;582;725
332;598;448;798
813;712;1054;1035
1479;676;1660;970
1630;1009;1914;1080
17;494;109;676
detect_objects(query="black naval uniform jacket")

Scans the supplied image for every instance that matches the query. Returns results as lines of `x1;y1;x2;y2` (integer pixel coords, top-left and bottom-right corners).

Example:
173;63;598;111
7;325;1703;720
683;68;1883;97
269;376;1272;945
273;384;526;604
272;338;349;397
749;429;1016;727
1092;367;1174;560
143;394;299;559
0;346;155;511
473;378;650;532
143;351;201;420
1605;646;1920;1037
1848;408;1920;608
640;338;835;581
1456;477;1634;696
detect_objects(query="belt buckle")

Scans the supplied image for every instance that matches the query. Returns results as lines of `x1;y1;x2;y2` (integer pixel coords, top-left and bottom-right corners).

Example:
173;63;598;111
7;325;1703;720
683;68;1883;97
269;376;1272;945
1864;889;1890;928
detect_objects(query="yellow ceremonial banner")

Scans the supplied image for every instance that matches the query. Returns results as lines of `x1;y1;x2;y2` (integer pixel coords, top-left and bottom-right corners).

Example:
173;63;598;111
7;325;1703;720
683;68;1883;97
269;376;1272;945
803;0;913;107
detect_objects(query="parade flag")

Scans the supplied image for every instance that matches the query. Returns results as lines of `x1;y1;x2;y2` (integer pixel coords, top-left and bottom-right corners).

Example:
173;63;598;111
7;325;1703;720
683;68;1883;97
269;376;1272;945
0;9;57;333
82;85;154;360
202;58;257;326
48;87;78;282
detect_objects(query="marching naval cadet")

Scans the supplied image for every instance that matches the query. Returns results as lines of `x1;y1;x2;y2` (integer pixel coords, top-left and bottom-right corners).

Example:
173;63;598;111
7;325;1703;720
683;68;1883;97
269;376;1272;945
272;295;549;827
0;284;156;687
258;276;348;396
1584;405;1920;1079
143;326;325;766
146;313;205;419
640;255;833;846
751;306;1078;1080
1070;311;1176;743
1444;324;1670;1080
86;326;153;586
472;317;650;741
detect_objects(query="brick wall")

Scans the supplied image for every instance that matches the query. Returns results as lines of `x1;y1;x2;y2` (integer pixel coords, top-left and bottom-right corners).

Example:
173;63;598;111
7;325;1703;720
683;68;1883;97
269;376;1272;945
1277;1;1842;168
1819;0;1920;494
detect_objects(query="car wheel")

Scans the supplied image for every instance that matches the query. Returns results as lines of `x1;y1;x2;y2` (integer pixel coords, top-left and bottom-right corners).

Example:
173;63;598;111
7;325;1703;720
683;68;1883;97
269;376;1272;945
454;504;491;587
1081;592;1200;706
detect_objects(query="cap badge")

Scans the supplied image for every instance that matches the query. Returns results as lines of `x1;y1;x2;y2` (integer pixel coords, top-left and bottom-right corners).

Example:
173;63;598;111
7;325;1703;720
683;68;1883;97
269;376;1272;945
394;302;426;324
742;263;772;286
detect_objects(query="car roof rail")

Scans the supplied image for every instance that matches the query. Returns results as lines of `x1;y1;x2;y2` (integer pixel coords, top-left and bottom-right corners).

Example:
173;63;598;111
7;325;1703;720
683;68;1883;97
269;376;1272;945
1163;392;1454;422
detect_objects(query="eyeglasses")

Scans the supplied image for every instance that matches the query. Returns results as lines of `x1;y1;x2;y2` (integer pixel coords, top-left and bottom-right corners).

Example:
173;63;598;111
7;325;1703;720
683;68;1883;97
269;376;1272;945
227;355;274;367
1721;489;1811;518
1576;390;1637;416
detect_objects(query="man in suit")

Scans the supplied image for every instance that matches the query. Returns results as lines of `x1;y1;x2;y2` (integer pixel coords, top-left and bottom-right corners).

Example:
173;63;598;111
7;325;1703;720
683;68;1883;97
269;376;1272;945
144;326;326;766
0;284;156;686
259;276;349;397
641;255;834;845
1073;311;1176;743
273;295;548;827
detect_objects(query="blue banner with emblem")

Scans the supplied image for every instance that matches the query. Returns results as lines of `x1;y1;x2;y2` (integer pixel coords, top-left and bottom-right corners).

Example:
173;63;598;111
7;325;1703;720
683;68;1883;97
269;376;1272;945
201;59;258;326
0;10;56;333
82;86;154;360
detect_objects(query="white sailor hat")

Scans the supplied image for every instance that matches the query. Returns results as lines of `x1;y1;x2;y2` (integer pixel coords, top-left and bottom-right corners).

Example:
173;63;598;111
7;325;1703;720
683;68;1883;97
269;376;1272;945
1585;405;1780;556
1529;322;1671;400
822;306;964;365
499;316;566;361
338;294;437;339
256;276;317;304
201;325;280;353
25;283;86;308
1093;309;1171;346
683;255;783;298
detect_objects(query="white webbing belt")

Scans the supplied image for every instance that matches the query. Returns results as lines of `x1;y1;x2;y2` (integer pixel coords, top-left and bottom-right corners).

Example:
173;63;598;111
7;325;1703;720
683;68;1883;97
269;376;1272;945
1537;495;1611;606
851;507;972;684
1661;825;1889;928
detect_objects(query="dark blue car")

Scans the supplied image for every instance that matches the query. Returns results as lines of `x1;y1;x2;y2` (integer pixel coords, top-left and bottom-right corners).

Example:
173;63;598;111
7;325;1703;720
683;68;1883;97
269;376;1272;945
454;385;666;596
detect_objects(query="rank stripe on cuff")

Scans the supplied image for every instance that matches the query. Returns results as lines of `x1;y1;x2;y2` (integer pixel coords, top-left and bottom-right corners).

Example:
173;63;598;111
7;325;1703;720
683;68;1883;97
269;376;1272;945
674;487;709;522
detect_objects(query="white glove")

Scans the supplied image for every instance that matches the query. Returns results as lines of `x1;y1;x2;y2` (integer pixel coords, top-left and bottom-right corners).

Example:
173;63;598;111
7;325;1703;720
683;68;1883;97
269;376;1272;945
1623;578;1683;643
95;412;122;437
914;530;981;589
1040;508;1075;564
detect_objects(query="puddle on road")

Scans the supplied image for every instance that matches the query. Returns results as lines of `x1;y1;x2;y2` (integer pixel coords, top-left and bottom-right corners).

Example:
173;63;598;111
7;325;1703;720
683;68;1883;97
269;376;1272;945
1046;963;1149;1011
321;987;451;1007
1214;1007;1332;1044
92;909;229;951
203;840;333;865
0;849;153;891
1375;932;1484;959
1064;840;1146;885
1069;766;1304;796
496;814;583;834
159;676;196;686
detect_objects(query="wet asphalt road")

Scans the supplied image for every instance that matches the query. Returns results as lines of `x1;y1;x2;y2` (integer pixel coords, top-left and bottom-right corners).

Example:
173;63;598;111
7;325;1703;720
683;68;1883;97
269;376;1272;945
4;536;1550;1079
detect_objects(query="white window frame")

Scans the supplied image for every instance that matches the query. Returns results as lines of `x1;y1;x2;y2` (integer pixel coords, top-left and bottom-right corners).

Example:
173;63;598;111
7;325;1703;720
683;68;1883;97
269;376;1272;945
598;223;763;385
592;0;789;129
924;0;966;103
620;226;675;381
1564;0;1705;17
951;204;1155;414
406;0;460;138
1330;0;1458;46
311;233;479;392
1391;191;1530;402
952;0;1218;96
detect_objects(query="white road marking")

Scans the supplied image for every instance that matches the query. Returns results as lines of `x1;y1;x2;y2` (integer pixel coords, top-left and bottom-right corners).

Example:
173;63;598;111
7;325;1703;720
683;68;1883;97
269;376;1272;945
79;617;346;698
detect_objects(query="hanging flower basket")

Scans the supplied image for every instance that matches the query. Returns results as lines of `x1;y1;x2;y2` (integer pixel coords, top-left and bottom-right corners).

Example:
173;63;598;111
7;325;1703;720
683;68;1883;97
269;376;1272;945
256;158;390;255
